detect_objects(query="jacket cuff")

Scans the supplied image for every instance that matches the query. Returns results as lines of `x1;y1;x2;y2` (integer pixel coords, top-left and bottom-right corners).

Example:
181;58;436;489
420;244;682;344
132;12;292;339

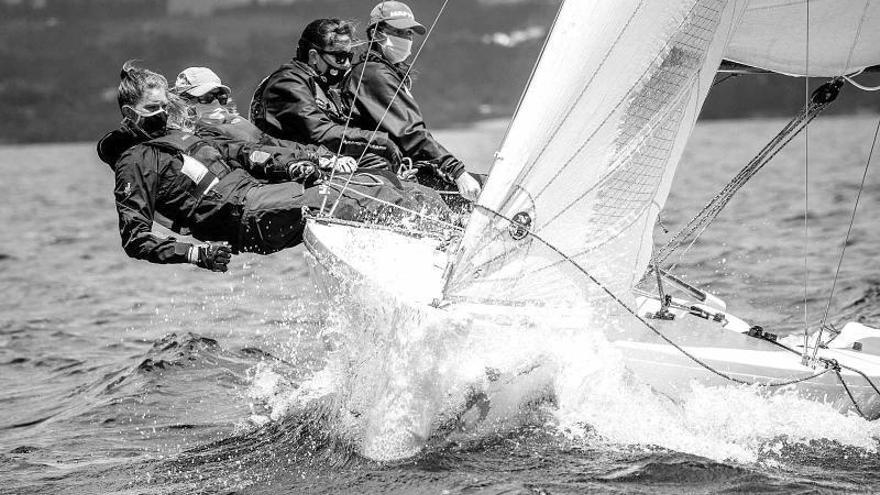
445;158;466;180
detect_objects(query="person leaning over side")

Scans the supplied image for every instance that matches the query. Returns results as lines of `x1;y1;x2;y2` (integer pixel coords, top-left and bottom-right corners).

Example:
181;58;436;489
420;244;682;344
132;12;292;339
250;18;402;170
344;1;483;202
96;61;412;272
173;65;355;175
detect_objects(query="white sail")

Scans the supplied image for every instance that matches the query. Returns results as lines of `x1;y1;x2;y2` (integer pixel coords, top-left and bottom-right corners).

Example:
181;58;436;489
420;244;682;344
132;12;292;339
726;0;880;77
443;0;746;306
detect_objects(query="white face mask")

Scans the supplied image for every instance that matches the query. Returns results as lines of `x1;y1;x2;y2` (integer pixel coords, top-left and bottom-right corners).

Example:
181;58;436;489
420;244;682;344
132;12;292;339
195;101;230;125
381;35;413;64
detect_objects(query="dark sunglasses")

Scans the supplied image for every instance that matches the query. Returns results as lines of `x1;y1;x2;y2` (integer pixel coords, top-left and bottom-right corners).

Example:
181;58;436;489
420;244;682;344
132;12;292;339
320;50;354;66
189;91;229;105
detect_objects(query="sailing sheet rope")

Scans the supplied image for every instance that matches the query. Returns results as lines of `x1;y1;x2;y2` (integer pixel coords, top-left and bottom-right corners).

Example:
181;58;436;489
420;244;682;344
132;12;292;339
654;78;844;268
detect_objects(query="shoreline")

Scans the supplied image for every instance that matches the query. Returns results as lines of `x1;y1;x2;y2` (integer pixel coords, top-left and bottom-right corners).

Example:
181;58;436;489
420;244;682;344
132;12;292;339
3;112;880;149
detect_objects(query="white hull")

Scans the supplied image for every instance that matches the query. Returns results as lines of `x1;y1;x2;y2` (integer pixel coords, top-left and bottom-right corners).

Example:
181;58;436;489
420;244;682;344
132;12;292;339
303;220;880;447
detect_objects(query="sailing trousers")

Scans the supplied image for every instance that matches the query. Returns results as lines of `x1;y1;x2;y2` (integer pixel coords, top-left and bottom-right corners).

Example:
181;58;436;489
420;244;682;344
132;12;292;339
237;172;412;254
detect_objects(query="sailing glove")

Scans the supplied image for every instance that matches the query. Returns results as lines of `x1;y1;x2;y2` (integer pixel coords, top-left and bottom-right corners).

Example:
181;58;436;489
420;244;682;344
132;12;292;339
188;242;232;272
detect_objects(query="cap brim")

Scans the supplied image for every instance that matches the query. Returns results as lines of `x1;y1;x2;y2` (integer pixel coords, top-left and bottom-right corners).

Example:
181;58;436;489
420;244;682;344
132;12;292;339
383;18;426;35
184;83;230;97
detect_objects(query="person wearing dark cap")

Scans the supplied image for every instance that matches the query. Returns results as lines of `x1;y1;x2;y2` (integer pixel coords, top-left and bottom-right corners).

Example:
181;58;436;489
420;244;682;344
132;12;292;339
250;18;402;170
344;1;483;202
97;61;413;272
174;66;357;175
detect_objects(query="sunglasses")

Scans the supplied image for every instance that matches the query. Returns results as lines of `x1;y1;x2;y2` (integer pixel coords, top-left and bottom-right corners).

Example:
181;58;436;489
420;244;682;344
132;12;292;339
189;90;229;105
320;50;354;66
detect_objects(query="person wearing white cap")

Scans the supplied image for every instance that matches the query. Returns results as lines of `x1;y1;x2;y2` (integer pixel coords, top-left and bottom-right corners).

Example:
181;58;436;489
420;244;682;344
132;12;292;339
174;66;356;174
344;1;483;202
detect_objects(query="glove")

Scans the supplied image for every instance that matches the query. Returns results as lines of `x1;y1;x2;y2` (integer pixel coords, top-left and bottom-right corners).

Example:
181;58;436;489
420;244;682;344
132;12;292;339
287;161;317;181
318;155;358;174
188;242;232;272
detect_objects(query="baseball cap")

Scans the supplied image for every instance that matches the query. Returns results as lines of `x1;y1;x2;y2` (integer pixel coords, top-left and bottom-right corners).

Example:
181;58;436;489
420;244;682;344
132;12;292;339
173;67;230;97
369;1;426;35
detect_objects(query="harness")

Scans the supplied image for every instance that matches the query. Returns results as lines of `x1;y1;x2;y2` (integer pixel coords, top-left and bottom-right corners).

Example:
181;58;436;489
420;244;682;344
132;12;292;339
145;132;233;199
144;132;238;233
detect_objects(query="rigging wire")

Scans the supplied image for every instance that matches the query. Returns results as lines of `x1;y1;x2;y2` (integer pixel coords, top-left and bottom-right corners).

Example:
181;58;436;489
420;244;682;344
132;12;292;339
495;0;565;158
802;0;811;360
319;33;379;215
655;79;842;268
328;0;451;218
811;115;880;359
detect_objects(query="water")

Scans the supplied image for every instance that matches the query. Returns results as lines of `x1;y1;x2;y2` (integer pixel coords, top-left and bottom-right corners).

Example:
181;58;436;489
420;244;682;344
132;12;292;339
3;115;880;493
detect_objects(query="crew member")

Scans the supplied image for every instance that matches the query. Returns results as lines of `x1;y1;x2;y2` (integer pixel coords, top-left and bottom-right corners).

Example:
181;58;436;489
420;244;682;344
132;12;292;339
345;1;483;201
98;61;412;272
250;18;401;170
173;65;356;175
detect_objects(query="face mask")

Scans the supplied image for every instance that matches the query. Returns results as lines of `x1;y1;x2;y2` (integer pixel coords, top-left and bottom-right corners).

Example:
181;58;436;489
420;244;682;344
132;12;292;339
313;58;349;86
124;107;167;139
381;35;413;64
194;101;230;125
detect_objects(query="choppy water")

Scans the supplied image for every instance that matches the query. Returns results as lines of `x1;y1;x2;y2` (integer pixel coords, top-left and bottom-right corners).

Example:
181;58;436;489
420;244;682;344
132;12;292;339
3;116;880;494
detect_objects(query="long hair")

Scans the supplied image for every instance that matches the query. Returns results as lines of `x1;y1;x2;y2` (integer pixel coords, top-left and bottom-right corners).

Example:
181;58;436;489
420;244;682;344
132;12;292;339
117;59;167;110
165;92;195;133
296;18;357;62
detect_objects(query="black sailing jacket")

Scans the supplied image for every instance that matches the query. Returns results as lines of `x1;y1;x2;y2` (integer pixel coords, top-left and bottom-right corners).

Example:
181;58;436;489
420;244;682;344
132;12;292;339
250;59;400;165
97;128;320;264
344;50;465;182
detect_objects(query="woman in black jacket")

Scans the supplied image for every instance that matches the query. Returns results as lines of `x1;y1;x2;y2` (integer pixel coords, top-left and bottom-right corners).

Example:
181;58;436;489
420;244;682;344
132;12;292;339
345;1;483;202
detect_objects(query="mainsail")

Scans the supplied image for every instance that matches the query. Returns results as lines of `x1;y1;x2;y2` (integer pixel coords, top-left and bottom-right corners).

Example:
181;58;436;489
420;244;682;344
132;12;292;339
444;0;747;306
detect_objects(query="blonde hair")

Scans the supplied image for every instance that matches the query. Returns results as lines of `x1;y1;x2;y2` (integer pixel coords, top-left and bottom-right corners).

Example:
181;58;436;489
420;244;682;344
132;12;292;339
117;59;167;110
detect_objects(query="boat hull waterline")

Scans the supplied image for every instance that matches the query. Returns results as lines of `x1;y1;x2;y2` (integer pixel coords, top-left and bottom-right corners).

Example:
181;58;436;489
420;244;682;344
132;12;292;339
302;220;880;458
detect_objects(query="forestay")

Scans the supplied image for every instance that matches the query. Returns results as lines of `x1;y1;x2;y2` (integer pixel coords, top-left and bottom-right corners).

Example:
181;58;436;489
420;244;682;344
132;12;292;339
443;0;745;306
725;0;880;77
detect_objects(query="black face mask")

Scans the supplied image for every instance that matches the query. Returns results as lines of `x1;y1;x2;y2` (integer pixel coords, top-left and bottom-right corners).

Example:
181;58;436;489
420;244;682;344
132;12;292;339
319;66;348;86
314;51;351;86
124;107;168;139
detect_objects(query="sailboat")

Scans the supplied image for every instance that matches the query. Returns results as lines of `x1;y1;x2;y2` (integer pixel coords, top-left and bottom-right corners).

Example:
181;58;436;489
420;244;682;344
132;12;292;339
301;0;880;460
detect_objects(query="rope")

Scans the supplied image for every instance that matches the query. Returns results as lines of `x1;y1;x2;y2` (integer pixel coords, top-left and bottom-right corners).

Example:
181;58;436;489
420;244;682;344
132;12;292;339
655;78;843;267
811;116;880;360
328;0;451;218
472;204;837;389
836;370;867;419
843;74;880;92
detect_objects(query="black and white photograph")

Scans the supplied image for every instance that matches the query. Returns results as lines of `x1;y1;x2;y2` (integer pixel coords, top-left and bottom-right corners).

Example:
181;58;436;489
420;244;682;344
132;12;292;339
3;0;880;493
